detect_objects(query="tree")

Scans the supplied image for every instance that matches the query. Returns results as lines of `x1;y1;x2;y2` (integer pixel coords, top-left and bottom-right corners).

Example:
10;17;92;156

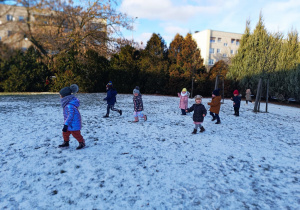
3;0;132;58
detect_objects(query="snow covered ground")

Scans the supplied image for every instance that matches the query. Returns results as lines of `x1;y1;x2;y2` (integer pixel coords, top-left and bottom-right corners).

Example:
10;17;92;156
0;93;299;209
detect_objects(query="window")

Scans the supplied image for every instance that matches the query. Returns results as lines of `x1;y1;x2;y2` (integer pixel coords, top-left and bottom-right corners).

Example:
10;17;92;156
208;59;214;65
224;43;228;46
217;49;221;53
19;16;25;22
210;37;216;43
209;48;214;54
7;14;13;21
231;39;235;44
236;39;240;45
230;50;234;54
218;38;222;43
223;53;227;57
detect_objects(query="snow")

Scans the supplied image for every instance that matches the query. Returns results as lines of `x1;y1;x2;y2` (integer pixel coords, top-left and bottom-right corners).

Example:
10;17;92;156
0;93;299;209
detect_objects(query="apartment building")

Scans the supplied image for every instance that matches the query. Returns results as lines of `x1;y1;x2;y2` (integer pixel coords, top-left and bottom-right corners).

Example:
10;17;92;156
0;4;32;49
0;3;107;52
192;29;242;71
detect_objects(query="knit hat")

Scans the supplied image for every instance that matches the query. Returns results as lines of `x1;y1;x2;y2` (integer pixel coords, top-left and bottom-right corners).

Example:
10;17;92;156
106;81;113;89
59;84;79;97
212;89;220;96
182;88;187;92
133;86;140;94
233;89;239;95
194;95;203;101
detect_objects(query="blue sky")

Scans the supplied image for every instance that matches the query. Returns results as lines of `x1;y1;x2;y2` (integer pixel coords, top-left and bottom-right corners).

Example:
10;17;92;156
118;0;300;47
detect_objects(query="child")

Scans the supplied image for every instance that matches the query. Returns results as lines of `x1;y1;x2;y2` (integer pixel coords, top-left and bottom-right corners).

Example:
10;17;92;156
58;84;86;150
186;95;207;134
133;86;147;122
207;89;221;124
103;81;122;118
245;89;252;104
177;88;190;115
231;89;241;116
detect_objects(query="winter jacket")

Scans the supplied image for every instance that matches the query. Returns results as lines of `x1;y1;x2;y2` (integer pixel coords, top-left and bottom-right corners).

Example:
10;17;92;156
133;95;143;111
232;96;241;108
187;103;207;122
62;96;82;131
104;88;117;105
178;92;190;109
208;95;221;114
246;89;252;101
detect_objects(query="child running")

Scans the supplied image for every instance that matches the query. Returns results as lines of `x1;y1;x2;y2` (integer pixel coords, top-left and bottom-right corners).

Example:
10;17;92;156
231;89;241;116
103;81;122;118
186;95;207;134
208;89;222;124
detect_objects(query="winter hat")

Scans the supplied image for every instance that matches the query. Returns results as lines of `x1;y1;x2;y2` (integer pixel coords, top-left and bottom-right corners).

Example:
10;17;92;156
106;81;113;89
212;89;220;96
194;95;203;101
182;88;187;92
133;87;140;94
59;84;79;97
233;89;239;95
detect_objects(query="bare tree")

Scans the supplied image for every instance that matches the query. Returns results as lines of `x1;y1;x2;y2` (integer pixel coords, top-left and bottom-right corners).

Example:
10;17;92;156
2;0;132;58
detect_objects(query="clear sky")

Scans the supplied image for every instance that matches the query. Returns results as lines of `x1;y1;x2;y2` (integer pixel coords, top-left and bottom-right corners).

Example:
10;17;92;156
118;0;300;47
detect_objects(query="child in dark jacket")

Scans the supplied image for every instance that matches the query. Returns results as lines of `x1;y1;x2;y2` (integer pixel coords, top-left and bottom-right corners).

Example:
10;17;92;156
132;86;147;122
103;81;122;118
58;84;85;150
186;95;207;134
231;89;241;116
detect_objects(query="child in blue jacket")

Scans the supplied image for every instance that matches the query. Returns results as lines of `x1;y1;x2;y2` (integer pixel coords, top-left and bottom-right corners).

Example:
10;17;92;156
58;84;85;150
103;81;122;118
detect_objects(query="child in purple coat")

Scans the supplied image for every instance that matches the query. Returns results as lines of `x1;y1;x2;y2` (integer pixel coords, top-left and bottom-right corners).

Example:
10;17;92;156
58;84;85;150
177;88;190;115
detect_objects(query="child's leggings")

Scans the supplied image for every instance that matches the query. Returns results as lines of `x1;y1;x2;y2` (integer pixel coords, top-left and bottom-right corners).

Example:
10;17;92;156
107;104;120;115
210;111;220;121
63;131;85;143
134;111;144;118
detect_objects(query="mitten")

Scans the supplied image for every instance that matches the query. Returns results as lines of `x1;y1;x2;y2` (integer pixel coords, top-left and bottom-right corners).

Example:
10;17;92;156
62;125;68;132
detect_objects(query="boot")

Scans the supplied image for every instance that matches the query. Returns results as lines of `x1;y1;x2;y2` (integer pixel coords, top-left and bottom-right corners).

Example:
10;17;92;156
143;115;147;121
59;141;69;148
192;129;197;134
76;142;85;150
119;110;122;116
215;121;221;124
211;116;216;121
133;117;139;122
103;114;109;118
200;126;205;132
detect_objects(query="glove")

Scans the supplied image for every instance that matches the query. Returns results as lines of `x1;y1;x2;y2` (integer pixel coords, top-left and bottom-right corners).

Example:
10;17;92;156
62;125;68;132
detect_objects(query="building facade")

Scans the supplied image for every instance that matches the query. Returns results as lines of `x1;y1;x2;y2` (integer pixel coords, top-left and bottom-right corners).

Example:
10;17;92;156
0;4;32;50
192;29;242;71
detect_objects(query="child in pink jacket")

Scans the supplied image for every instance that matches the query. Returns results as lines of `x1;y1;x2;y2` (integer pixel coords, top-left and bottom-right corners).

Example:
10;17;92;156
177;88;190;115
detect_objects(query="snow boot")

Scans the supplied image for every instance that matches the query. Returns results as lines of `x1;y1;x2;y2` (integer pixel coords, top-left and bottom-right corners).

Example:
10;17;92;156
215;121;221;124
133;117;139;122
200;126;205;132
119;110;122;116
59;141;69;148
103;114;109;118
76;142;85;150
192;129;197;134
143;115;147;121
211;116;216;121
